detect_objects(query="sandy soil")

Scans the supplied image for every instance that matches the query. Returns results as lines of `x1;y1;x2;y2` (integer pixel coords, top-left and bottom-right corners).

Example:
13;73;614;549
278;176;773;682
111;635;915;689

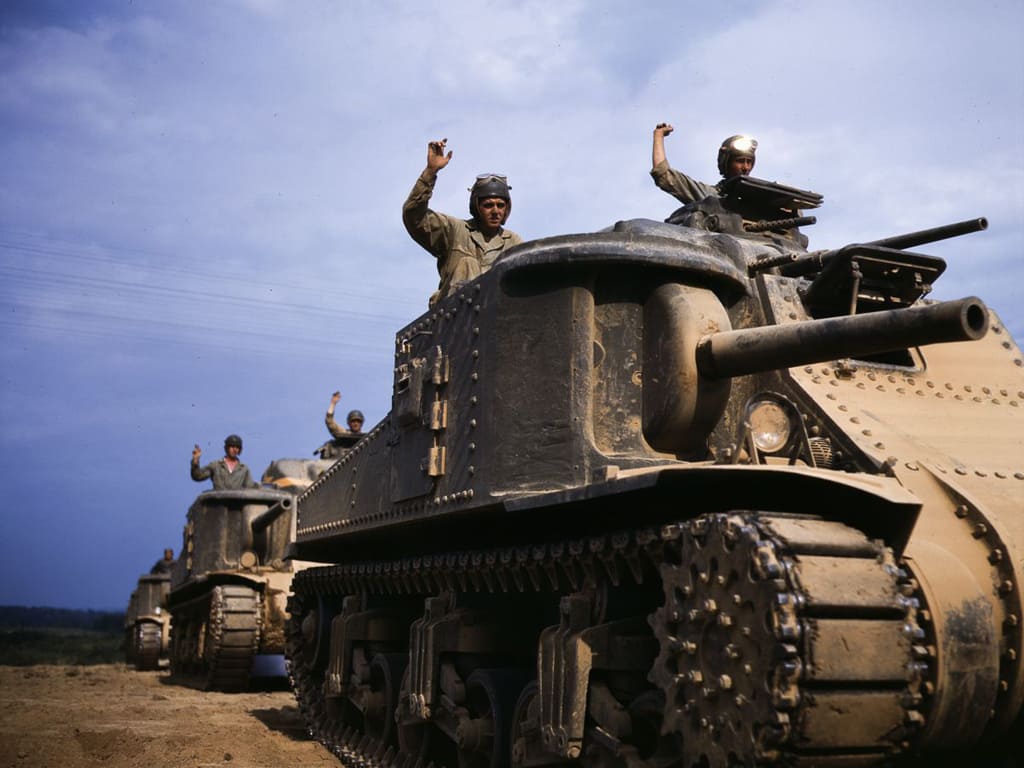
0;664;337;768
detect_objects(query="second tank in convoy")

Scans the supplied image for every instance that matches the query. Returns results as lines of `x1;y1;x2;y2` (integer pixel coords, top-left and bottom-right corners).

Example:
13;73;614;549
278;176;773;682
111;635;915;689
167;457;331;691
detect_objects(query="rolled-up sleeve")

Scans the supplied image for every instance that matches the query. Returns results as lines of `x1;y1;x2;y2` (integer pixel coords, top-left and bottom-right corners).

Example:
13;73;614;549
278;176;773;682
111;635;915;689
650;160;715;205
402;170;455;258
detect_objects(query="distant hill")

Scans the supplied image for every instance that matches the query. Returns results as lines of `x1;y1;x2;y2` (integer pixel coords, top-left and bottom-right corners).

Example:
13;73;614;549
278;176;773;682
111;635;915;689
0;606;125;665
0;605;123;632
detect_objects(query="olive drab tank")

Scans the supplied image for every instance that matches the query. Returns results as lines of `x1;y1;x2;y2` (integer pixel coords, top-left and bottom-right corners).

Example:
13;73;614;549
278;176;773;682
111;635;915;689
123;569;171;670
168;457;329;691
284;176;1023;767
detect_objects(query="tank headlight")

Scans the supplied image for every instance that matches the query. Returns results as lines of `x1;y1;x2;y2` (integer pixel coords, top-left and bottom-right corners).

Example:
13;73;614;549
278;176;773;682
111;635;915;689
747;399;792;454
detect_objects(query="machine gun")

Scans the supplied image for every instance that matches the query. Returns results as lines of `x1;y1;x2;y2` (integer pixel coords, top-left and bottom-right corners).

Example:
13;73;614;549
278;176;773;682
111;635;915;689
775;217;989;317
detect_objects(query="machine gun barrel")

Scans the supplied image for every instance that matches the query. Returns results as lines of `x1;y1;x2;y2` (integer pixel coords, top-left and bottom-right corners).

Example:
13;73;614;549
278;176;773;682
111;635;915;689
696;297;988;380
866;217;987;251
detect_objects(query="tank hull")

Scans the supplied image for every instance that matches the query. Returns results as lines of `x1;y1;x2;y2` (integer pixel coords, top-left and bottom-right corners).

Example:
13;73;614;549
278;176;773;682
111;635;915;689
287;219;1024;766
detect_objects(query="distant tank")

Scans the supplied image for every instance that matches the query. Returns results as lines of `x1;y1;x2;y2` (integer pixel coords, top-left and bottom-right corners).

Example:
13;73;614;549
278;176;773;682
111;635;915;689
168;457;330;691
285;177;1023;767
123;569;171;670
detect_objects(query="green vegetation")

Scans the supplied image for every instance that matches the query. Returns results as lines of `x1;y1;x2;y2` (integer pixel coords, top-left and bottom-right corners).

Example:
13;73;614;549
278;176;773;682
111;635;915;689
0;606;125;666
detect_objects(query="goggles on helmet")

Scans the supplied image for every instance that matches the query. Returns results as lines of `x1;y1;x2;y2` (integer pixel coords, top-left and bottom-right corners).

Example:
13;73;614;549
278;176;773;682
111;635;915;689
725;136;757;155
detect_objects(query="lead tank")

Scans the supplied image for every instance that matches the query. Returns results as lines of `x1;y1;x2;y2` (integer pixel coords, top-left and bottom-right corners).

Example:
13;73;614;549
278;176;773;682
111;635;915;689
285;177;1023;767
168;457;330;690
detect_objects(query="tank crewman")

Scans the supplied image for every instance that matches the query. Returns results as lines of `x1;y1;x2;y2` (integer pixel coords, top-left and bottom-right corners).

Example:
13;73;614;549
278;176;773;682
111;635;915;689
402;137;523;305
651;122;757;204
150;548;174;574
190;434;259;490
325;391;364;438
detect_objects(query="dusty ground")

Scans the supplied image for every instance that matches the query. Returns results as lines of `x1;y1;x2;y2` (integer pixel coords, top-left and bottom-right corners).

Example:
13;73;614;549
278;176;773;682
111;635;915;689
0;664;337;768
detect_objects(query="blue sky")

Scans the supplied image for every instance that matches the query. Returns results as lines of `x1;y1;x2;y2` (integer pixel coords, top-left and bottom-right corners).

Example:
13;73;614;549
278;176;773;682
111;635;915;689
1;0;1021;610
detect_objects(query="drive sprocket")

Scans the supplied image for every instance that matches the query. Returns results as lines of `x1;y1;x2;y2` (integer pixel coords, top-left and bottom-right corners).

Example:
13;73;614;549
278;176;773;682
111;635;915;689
649;512;925;767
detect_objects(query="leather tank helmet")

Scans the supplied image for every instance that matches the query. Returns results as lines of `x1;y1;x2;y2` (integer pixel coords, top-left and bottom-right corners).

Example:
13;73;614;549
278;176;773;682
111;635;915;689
717;135;757;177
469;174;512;223
224;434;243;450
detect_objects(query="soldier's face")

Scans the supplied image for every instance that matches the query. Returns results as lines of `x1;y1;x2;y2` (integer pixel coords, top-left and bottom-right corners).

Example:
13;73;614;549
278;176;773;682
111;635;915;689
477;198;508;233
226;445;241;458
348;419;363;433
728;156;754;177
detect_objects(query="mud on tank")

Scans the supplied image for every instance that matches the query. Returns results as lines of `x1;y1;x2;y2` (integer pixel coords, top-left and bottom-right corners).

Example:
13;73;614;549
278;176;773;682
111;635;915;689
285;177;1023;767
167;457;329;691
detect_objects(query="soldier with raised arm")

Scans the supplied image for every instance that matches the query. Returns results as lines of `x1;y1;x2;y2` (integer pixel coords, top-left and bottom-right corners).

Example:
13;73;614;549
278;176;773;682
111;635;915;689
651;122;758;204
190;434;259;490
403;137;522;305
325;391;364;438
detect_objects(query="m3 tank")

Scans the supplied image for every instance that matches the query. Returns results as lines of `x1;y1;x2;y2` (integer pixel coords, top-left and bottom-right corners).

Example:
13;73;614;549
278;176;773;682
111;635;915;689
168;457;330;691
285;176;1023;767
123;568;171;670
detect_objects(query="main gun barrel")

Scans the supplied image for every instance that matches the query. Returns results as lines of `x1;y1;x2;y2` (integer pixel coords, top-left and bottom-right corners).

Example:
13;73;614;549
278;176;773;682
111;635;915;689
696;297;988;380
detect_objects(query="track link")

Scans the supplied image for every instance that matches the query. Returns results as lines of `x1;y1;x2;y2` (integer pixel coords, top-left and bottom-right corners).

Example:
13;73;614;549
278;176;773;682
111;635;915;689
170;584;262;692
133;621;163;671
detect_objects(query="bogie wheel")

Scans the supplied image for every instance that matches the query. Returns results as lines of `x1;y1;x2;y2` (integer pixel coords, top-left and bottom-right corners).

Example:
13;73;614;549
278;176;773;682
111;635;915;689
363;652;407;746
397;666;457;768
286;591;337;746
510;681;574;768
457;669;530;768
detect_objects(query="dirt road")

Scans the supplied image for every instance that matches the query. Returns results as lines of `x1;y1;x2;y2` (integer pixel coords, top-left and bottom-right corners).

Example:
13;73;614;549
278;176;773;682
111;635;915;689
0;664;336;768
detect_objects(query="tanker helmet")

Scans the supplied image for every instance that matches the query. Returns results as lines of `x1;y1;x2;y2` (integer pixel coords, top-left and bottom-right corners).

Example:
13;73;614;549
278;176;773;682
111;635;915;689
717;135;758;177
224;434;243;450
346;410;364;423
469;174;512;221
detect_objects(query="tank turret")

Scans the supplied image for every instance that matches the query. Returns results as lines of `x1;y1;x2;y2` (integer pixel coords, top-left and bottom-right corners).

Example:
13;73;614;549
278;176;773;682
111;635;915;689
284;182;1023;767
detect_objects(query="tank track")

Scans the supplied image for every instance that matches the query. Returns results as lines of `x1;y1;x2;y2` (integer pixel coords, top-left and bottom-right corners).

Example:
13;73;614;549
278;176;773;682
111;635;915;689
170;584;262;692
133;621;163;671
287;512;925;768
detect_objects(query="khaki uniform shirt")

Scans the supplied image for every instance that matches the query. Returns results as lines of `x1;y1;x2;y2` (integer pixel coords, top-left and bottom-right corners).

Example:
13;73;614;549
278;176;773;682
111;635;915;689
190;458;258;490
403;169;522;304
650;159;722;205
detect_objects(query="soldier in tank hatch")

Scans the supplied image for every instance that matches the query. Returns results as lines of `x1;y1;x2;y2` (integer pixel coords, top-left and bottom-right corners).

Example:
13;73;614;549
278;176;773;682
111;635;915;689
315;391;364;460
651;122;758;204
190;434;259;490
325;390;364;438
403;137;523;306
150;548;174;574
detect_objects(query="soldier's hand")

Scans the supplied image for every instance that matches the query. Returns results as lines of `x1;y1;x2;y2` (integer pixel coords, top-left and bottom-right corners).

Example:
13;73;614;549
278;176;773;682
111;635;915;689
427;138;453;171
330;391;341;405
654;123;674;138
192;444;201;462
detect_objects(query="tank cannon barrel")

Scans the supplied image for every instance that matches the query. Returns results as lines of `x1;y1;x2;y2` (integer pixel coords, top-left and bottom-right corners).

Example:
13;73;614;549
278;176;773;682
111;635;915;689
250;495;293;533
696;297;988;380
865;217;987;251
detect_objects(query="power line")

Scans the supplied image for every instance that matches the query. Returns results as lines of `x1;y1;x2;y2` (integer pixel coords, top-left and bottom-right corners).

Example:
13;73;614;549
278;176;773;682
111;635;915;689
0;230;425;310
